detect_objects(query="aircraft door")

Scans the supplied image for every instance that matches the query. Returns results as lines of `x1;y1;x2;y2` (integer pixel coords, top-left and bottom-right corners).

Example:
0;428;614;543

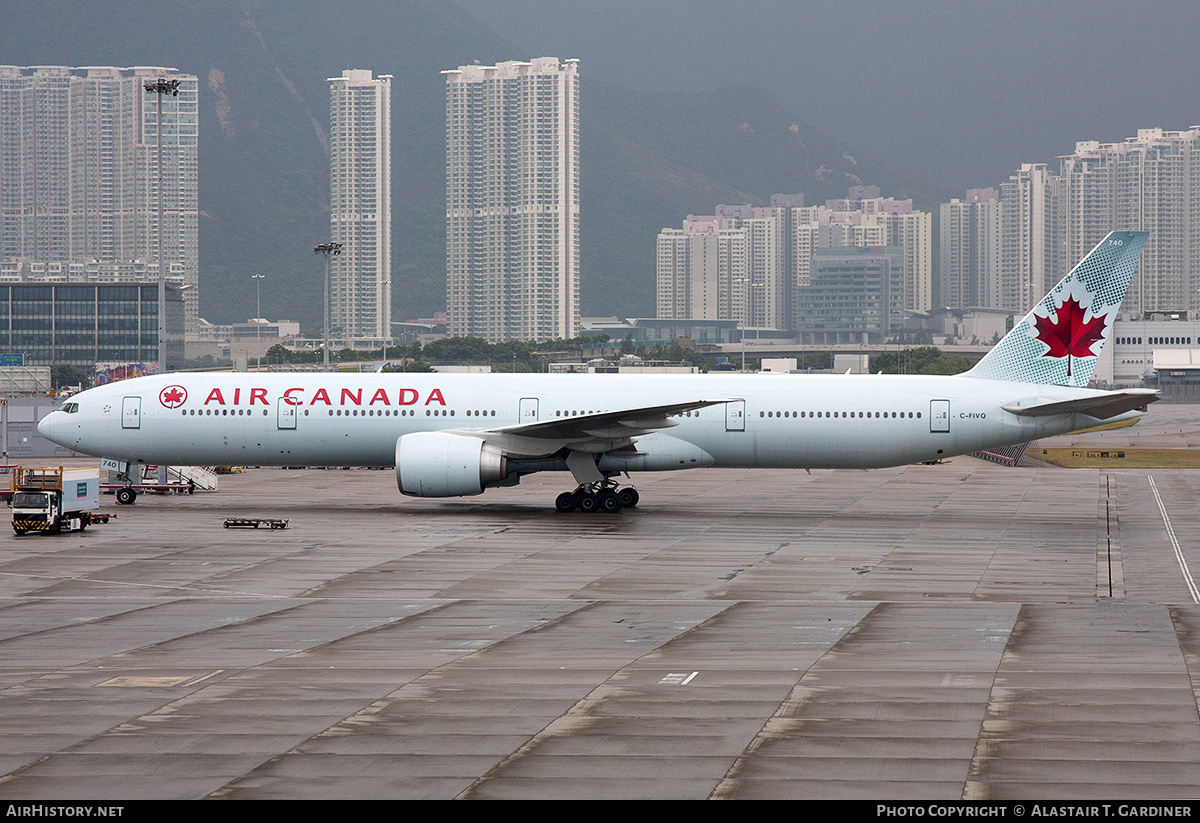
725;400;746;432
519;397;539;423
277;397;297;430
121;396;141;429
930;399;950;433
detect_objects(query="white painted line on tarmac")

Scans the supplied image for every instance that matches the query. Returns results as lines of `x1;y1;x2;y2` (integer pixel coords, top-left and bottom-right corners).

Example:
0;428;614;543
1148;475;1200;604
659;671;699;685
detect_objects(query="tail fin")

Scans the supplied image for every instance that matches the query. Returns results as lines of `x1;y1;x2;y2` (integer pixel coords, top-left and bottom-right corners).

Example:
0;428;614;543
966;230;1148;386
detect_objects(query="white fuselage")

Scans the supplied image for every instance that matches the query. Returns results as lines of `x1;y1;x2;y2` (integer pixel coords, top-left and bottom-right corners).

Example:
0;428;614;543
39;372;1125;473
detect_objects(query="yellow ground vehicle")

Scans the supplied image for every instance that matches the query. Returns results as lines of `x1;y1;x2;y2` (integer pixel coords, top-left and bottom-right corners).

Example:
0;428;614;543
10;467;100;535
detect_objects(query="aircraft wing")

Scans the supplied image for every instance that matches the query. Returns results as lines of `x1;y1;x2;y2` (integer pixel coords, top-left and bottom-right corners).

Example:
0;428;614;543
1002;389;1160;420
446;398;737;456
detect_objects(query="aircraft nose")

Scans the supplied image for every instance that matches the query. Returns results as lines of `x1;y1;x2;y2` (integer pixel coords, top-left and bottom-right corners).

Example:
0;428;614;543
37;412;55;439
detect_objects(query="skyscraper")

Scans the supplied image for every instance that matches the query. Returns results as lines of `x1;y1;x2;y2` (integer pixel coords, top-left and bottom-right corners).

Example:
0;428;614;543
940;188;1000;309
656;206;789;330
999;163;1064;313
657;217;747;323
328;70;392;341
1059;128;1200;315
718;204;790;331
0;65;199;330
826;187;932;313
656;189;932;333
445;58;579;342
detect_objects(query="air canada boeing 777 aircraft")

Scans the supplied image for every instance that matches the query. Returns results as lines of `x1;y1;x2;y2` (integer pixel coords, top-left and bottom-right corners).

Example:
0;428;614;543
39;231;1157;513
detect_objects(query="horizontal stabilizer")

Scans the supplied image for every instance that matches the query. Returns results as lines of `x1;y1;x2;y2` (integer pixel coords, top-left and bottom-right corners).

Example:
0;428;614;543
1002;389;1160;420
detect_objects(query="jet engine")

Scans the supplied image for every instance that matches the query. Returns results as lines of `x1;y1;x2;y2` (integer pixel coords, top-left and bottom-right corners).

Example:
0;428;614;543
395;432;508;497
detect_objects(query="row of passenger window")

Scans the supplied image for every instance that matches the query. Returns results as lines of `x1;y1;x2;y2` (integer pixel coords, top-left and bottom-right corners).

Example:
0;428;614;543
760;410;921;419
176;407;921;422
178;408;499;418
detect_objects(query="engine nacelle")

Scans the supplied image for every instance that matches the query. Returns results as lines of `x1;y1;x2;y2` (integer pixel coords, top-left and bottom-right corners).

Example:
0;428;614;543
395;432;508;497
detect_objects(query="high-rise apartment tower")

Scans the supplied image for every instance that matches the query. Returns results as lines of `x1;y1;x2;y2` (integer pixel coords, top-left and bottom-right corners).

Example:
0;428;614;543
0;65;199;330
444;58;580;342
999;163;1064;313
328;70;392;341
940;189;1001;309
657;188;932;335
1060;128;1200;315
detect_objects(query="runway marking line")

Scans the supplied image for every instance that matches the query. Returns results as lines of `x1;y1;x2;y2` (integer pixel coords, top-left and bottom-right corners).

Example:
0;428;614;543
1147;475;1200;604
96;670;225;688
660;671;699;685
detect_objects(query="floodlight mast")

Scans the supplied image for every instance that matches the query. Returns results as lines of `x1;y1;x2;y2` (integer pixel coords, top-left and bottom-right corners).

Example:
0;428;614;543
144;78;180;373
313;242;342;370
252;274;266;371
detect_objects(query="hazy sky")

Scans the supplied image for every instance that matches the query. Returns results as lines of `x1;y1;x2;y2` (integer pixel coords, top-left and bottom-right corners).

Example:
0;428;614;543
456;0;1199;192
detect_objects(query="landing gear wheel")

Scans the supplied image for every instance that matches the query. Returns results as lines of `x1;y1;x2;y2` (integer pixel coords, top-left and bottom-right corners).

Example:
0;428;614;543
598;490;623;513
116;487;137;505
618;488;640;508
555;492;577;513
577;492;599;513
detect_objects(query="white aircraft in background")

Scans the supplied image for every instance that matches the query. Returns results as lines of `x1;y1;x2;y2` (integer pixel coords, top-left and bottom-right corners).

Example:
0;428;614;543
40;231;1157;513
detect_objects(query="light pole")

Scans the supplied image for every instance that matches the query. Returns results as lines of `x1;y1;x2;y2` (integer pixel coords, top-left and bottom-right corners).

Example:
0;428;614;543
252;274;265;372
143;77;180;373
735;277;762;371
734;277;746;371
313;242;342;370
750;280;764;344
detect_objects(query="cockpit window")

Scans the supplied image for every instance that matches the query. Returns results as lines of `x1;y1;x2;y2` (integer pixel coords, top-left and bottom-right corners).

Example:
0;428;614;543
59;402;79;414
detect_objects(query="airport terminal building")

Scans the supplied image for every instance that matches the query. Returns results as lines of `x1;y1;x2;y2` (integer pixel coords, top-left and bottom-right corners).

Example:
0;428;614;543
0;282;184;367
1094;314;1200;402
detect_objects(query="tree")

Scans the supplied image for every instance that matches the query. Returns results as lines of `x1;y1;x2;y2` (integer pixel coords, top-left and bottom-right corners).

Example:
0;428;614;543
651;341;716;370
423;336;490;363
872;346;976;375
51;364;92;390
381;358;434;373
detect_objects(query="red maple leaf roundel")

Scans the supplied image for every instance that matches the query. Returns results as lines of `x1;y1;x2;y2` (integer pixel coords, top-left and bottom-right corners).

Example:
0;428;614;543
159;385;187;408
1032;294;1107;377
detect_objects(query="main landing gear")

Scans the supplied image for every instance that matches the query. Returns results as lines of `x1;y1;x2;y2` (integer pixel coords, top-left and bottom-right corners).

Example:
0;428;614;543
555;482;640;514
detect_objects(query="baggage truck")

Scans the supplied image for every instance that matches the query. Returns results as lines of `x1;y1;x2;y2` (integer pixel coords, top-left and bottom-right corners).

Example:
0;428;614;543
10;467;100;535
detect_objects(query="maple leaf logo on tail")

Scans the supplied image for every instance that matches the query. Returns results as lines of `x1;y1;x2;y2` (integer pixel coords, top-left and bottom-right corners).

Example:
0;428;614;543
1032;294;1108;378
